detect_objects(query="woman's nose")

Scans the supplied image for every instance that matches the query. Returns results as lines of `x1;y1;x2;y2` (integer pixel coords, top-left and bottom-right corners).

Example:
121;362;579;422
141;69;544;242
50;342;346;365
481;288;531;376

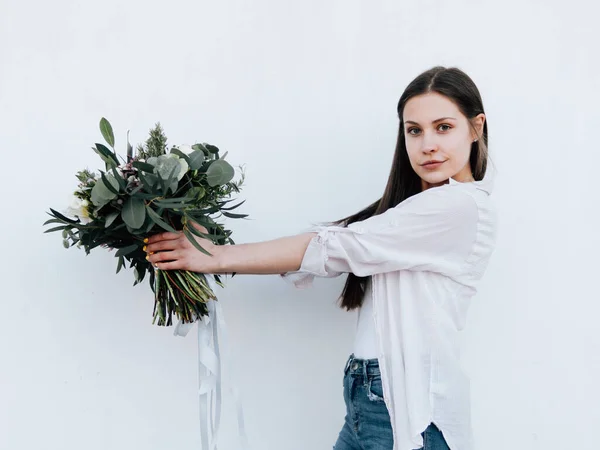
421;142;438;153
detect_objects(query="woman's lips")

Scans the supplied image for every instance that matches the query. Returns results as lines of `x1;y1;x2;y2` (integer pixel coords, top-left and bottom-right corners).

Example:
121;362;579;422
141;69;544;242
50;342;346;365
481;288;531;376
422;161;445;169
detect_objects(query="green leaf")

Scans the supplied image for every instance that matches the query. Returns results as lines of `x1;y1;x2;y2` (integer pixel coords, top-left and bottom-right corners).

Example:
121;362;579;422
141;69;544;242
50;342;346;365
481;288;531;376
115;244;138;257
206;159;234;187
138;171;159;193
164;163;180;195
132;161;156;173
169;148;191;165
183;213;214;229
187;150;205;171
91;174;119;207
221;211;248;219
100;172;121;195
49;208;78;224
122;197;146;229
94;143;119;166
105;211;119;228
185;221;220;240
44;225;69;233
100;117;115;148
220;199;246;211
116;255;124;273
127;130;133;160
205;144;219;154
153;198;193;209
145;206;177;232
110;168;127;190
192;143;209;156
183;228;213;257
43;218;65;226
186;186;205;201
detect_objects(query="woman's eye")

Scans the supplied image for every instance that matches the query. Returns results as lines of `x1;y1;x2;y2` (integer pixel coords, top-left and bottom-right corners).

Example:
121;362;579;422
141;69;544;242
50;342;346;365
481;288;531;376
407;128;420;135
438;124;451;131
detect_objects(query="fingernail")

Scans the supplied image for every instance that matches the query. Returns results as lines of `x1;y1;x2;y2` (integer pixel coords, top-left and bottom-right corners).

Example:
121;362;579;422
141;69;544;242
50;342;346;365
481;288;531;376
143;238;148;243
145;255;149;260
143;245;147;252
149;252;154;255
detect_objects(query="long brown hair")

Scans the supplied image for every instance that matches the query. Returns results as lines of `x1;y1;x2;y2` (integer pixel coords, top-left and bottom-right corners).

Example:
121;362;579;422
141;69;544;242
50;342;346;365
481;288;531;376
327;66;490;311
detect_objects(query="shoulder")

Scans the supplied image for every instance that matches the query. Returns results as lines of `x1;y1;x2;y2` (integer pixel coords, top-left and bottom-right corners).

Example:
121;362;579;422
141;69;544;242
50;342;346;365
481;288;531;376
396;183;480;219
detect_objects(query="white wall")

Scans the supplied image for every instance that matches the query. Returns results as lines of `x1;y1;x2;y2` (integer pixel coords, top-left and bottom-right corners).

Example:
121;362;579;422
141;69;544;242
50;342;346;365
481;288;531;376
1;1;598;449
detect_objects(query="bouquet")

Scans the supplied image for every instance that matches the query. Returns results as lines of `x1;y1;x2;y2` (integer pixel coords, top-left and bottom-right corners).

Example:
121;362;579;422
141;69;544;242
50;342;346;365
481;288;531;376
43;118;247;326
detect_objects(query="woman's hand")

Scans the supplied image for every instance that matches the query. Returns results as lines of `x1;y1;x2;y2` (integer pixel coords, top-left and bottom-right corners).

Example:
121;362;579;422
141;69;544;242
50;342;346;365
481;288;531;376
144;222;221;273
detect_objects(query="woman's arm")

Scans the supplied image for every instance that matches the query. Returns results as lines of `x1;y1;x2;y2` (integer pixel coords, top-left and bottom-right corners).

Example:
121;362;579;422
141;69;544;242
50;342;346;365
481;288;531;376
144;225;317;275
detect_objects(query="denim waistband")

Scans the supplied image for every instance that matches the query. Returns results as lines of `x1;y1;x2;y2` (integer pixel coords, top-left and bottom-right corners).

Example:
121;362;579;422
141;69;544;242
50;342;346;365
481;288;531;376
344;353;380;377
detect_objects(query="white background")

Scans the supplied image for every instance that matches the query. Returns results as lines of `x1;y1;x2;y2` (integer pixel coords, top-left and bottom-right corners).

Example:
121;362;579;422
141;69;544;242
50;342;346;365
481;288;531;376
1;1;598;449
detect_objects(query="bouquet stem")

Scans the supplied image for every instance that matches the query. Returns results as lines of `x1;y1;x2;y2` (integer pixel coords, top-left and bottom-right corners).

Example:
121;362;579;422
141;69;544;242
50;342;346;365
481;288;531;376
152;270;220;326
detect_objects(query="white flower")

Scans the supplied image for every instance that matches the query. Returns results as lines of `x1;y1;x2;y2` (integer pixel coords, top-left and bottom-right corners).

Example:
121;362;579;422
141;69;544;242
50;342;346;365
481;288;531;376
64;196;93;224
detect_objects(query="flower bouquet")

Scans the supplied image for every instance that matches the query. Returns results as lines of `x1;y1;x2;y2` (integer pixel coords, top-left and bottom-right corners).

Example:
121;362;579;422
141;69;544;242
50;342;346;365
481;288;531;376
43;118;247;326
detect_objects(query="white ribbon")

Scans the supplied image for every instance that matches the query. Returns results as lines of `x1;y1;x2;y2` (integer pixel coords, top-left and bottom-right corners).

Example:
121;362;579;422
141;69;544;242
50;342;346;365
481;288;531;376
173;274;249;450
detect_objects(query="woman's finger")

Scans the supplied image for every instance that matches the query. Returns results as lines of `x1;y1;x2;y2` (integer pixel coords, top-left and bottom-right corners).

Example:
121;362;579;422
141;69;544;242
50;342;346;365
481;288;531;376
147;249;183;264
154;259;185;270
145;231;182;245
146;238;183;254
189;221;209;234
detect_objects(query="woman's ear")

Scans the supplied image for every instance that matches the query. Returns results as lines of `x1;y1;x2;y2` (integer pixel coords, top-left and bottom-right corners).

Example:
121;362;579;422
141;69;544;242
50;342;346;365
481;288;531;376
472;113;486;140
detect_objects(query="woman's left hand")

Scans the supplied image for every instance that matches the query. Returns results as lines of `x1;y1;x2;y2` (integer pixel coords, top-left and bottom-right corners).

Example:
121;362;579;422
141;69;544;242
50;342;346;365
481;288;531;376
144;222;220;272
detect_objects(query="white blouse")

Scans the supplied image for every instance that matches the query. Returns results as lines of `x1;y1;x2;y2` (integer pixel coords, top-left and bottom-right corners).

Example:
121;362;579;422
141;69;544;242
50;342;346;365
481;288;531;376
353;277;379;359
281;172;498;450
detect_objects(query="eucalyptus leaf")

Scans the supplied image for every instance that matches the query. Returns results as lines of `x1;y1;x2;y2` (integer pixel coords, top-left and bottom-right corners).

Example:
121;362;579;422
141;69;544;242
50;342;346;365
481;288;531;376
146;206;177;232
49;208;78;224
132;161;156;173
206;159;235;187
44;225;69;233
127;132;133;160
100;118;115;148
220;199;246;211
185;221;220;240
122;197;146;229
221;211;248;219
115;244;138;257
205;144;219;154
163;163;180;195
92;145;118;168
183;228;213;257
95;143;119;166
91;175;119;207
153;200;191;209
43;218;65;226
169;148;191;165
186;186;206;201
192;143;209;156
110;167;127;190
105;211;119;228
100;172;121;195
138;171;159;193
154;155;183;181
187;150;205;171
116;255;124;273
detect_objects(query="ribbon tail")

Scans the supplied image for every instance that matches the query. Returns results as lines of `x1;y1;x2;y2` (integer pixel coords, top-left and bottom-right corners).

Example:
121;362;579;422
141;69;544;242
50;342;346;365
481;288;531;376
173;273;250;450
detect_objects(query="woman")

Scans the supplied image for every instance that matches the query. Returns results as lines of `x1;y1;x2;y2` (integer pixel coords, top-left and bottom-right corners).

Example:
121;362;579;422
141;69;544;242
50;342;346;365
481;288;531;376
144;66;498;450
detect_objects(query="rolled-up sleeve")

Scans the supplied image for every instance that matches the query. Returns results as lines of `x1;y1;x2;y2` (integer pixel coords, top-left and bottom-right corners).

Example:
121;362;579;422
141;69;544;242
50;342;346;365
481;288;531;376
280;186;479;289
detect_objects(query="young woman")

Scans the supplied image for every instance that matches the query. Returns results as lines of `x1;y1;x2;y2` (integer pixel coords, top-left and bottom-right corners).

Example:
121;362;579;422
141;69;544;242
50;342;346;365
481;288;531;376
144;66;498;450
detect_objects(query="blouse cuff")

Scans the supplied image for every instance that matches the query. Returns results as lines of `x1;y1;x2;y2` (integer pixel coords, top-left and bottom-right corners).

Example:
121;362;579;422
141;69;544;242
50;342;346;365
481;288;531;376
280;225;352;289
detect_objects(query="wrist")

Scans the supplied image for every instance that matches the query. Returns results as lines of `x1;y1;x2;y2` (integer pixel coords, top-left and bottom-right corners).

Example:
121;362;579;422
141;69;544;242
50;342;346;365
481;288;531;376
211;243;227;273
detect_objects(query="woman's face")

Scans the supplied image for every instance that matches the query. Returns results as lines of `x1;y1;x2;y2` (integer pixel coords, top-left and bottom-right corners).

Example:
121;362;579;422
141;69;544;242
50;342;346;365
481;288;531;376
402;92;485;191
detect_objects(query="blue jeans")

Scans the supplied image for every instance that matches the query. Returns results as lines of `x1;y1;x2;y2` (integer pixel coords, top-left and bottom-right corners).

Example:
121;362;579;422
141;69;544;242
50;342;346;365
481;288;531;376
333;354;450;450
